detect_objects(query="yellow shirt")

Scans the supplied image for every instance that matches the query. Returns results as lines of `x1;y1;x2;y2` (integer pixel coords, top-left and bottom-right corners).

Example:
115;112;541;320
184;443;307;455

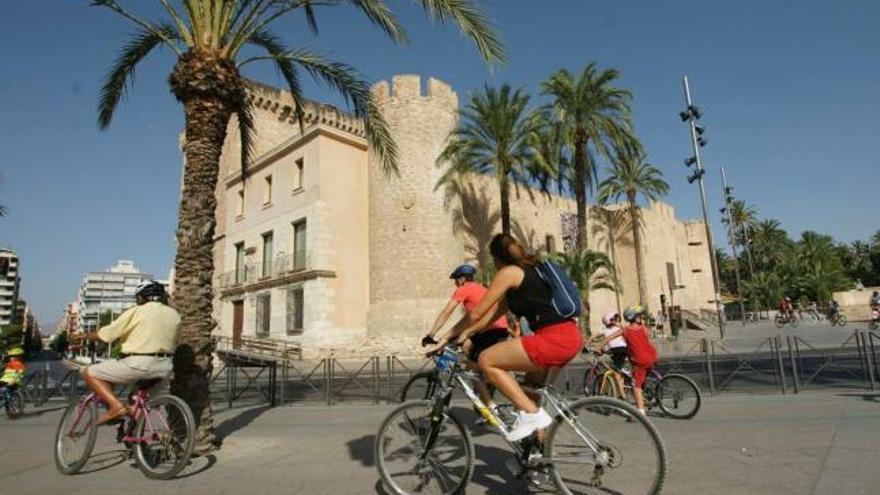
98;302;181;354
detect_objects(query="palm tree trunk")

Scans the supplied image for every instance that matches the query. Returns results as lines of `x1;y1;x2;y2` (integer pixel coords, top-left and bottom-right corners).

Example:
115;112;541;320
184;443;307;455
499;174;511;235
168;53;243;451
628;194;648;308
573;136;590;333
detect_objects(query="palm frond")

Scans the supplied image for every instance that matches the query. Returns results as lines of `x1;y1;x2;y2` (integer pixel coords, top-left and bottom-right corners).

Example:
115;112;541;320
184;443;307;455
90;0;183;54
288;50;398;173
415;0;505;64
232;96;257;181
245;30;308;131
98;24;177;129
347;0;408;44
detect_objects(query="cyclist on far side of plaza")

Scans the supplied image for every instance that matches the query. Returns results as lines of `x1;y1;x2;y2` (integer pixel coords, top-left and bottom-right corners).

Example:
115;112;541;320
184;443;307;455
871;291;880;311
779;297;794;320
594;306;658;416
423;264;509;417
0;347;26;391
827;299;840;320
79;281;180;425
586;312;627;400
428;234;583;442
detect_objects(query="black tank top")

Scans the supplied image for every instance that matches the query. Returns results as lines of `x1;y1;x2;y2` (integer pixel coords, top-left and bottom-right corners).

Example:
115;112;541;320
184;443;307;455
506;266;568;331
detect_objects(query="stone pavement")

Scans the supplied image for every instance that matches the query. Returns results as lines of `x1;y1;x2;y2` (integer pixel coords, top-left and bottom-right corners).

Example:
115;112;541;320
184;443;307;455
1;390;878;494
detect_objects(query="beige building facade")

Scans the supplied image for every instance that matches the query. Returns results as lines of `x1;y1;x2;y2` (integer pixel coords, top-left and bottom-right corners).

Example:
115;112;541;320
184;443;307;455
211;75;715;356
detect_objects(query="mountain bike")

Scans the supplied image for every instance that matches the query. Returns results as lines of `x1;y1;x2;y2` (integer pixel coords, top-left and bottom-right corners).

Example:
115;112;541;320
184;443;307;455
774;312;799;328
376;346;668;494
585;352;702;419
827;312;847;327
54;378;195;480
0;384;25;419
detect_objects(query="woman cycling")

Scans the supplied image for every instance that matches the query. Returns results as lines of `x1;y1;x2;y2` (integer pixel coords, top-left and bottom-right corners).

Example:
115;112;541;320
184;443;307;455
430;233;583;441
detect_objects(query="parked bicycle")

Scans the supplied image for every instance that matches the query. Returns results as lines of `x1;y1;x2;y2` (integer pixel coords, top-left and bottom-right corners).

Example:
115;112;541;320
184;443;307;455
376;346;668;494
774;312;799;328
54;378;195;480
584;352;702;419
0;384;25;419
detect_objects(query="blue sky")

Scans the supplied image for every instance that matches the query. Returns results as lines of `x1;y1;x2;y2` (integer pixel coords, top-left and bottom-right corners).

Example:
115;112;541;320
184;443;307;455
1;1;878;328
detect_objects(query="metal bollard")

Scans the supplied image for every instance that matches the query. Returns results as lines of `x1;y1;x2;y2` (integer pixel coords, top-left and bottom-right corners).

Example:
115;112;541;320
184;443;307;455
786;336;800;394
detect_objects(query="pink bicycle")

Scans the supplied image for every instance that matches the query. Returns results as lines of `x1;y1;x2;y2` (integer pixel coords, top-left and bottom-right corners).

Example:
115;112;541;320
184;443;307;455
53;378;195;480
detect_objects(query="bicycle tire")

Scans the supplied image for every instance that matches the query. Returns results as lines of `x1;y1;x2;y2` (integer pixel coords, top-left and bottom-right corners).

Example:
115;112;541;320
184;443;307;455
656;374;702;419
591;371;622;400
399;370;440;403
545;396;667;495
133;394;196;480
774;315;785;328
5;390;24;419
376;400;474;495
54;399;98;475
837;315;847;327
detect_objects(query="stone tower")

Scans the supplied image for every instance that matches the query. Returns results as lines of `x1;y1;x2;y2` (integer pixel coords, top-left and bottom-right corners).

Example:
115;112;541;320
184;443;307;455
367;75;462;338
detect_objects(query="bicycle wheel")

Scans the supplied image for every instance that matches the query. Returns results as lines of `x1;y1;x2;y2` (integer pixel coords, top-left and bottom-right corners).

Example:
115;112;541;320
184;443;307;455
133;394;196;480
5;390;24;419
545;397;666;495
400;371;440;402
376;400;474;495
656;374;701;419
774;315;785;328
54;399;98;475
789;316;799;328
836;315;847;326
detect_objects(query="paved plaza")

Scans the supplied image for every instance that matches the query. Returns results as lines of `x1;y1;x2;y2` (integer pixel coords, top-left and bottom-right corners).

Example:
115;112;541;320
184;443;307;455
1;390;878;494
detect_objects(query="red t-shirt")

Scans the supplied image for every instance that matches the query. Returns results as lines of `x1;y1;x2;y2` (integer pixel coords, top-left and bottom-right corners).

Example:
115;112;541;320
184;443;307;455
623;324;657;366
452;282;508;330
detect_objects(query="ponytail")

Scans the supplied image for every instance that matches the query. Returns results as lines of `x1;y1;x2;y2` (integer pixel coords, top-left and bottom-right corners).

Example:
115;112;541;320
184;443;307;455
489;233;539;269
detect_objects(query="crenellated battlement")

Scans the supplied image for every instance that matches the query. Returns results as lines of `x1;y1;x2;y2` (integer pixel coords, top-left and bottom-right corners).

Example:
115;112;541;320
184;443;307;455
370;74;458;110
244;79;366;136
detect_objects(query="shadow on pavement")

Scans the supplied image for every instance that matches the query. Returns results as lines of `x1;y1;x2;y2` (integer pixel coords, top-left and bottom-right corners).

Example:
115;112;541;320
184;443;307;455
346;434;375;467
215;405;272;443
77;448;129;474
17;404;67;419
836;392;880;403
175;454;218;479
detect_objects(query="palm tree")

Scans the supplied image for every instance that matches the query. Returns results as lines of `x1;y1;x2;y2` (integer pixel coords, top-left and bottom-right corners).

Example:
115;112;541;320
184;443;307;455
437;84;546;234
93;0;503;448
590;205;630;313
541;64;634;254
597;149;669;307
750;219;792;272
550;248;618;336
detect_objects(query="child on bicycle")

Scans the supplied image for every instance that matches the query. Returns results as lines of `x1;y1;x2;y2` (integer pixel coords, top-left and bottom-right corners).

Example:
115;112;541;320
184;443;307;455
586;312;627;400
0;347;26;390
594;306;657;416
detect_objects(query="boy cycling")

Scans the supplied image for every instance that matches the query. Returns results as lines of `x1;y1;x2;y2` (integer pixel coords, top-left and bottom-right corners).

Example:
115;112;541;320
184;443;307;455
594;306;658;416
1;347;26;390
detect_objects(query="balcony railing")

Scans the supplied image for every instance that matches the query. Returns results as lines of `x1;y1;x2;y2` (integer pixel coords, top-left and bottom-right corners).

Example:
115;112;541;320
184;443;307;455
218;251;313;290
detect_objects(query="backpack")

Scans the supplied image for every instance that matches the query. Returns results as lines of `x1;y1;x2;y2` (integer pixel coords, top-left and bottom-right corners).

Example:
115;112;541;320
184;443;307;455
534;260;582;319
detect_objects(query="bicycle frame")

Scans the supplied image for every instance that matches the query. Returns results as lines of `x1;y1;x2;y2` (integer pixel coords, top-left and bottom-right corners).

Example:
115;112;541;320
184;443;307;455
428;354;606;468
67;389;172;444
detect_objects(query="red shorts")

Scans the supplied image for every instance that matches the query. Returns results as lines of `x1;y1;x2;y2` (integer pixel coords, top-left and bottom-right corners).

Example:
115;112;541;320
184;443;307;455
631;361;656;389
521;320;583;368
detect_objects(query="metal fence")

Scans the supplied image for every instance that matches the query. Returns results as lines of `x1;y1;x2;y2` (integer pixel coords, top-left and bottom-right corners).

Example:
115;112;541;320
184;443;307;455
17;329;880;410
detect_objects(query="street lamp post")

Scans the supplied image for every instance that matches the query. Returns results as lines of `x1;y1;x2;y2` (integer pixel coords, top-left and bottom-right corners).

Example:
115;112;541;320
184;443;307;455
680;76;726;339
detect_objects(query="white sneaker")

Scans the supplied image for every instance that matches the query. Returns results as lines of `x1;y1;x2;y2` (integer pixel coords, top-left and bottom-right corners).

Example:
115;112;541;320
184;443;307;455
506;409;552;442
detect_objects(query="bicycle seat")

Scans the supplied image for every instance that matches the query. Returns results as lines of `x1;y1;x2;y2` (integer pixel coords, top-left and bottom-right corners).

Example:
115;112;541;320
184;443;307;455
134;378;164;391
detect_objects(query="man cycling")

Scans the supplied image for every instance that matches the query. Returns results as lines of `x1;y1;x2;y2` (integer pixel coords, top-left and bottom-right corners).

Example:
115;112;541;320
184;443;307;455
827;299;840;320
80;281;180;424
424;264;509;417
1;347;26;390
779;297;794;321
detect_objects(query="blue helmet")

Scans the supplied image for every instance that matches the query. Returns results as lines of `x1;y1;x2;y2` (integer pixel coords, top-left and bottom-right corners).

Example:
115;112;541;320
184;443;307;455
449;264;477;279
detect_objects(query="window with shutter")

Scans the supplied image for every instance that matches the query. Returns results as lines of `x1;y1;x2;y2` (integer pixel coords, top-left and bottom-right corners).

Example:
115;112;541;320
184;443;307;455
286;287;304;335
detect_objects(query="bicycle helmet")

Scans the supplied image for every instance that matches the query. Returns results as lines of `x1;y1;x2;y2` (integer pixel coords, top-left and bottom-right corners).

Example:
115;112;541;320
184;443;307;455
449;264;477;279
135;280;166;301
623;305;645;323
6;347;24;357
602;312;619;326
